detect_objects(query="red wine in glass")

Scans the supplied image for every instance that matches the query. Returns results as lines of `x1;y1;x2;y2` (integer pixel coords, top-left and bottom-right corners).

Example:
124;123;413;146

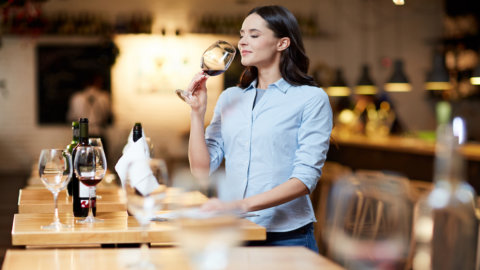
175;40;236;102
79;176;102;187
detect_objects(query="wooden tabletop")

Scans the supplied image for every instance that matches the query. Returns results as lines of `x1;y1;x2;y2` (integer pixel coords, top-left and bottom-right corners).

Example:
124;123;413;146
17;188;127;214
11;211;266;247
2;246;345;270
17;186;207;214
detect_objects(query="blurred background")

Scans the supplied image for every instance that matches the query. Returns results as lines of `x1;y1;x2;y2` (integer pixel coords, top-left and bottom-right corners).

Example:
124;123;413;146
1;0;479;176
1;0;480;266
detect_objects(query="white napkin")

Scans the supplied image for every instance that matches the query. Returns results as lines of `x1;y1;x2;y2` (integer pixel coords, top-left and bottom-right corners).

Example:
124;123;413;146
115;129;158;195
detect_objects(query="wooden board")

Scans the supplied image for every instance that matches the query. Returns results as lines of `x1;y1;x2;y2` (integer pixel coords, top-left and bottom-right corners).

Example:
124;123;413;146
2;247;344;270
11;211;266;247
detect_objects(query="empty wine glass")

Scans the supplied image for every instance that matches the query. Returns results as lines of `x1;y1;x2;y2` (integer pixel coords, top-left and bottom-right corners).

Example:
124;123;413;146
173;169;243;270
175;40;236;102
38;149;73;230
74;145;107;224
124;158;169;269
324;172;412;269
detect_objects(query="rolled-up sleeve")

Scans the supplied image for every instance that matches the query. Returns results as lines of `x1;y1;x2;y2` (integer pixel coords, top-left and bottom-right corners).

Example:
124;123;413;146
205;94;225;174
290;90;332;193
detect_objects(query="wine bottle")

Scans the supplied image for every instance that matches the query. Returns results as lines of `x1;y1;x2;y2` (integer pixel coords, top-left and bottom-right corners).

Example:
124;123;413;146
413;116;478;270
133;122;142;142
72;118;97;217
66;121;79;196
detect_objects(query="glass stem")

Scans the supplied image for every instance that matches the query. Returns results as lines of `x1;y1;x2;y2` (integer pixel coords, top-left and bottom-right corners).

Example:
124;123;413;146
87;187;94;218
140;224;150;262
53;192;60;224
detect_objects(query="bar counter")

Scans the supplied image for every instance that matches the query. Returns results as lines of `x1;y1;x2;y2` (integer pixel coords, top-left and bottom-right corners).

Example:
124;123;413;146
327;134;480;192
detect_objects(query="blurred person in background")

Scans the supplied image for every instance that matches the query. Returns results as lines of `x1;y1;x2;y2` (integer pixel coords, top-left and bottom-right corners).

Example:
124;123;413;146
182;5;332;252
67;73;112;156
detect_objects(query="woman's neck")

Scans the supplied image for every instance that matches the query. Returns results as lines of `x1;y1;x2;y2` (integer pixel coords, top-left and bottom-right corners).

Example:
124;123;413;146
256;67;282;90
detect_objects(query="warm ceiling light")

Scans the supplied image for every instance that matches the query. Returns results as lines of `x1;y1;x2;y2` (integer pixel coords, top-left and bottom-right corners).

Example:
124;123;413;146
385;60;411;92
470;63;480;85
393;0;405;5
355;65;377;95
426;54;451;90
327;69;351;97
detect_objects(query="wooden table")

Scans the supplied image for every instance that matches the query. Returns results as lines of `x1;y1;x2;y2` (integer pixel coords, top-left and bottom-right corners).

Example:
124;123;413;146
2;246;345;270
11;211;266;247
17;188;127;214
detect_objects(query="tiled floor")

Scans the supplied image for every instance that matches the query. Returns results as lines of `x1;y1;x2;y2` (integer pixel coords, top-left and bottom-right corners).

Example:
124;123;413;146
0;172;28;266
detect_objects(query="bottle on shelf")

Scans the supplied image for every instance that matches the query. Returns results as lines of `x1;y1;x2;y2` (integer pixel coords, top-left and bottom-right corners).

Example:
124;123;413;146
412;115;478;269
66;121;79;196
133;122;142;142
72;118;96;217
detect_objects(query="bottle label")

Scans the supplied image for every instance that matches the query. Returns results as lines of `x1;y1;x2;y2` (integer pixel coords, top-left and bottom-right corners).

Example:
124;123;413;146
80;199;96;208
79;182;96;208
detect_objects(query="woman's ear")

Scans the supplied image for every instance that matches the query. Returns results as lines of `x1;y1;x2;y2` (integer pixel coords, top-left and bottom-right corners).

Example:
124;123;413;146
277;37;290;51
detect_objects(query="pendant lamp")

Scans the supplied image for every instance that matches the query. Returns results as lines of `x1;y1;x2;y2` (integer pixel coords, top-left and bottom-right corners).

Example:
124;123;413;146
470;63;480;85
385;59;412;92
327;69;351;97
355;64;377;95
425;54;451;90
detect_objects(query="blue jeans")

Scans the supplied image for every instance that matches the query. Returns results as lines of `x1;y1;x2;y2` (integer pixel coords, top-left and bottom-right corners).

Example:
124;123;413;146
247;223;319;253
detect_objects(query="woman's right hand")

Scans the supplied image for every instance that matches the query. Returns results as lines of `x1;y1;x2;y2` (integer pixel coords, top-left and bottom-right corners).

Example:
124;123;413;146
184;71;208;115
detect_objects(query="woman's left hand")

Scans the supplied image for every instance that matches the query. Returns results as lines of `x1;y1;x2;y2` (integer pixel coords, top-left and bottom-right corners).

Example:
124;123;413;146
201;198;248;213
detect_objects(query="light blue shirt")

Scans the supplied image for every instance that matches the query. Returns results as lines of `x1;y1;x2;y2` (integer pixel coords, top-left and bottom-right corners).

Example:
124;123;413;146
205;78;333;232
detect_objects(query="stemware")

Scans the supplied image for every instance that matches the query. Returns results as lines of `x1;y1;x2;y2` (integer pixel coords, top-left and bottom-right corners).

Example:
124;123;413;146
123;158;169;269
74;145;107;224
324;171;412;269
38;149;73;230
89;137;106;198
175;40;236;102
173;169;243;270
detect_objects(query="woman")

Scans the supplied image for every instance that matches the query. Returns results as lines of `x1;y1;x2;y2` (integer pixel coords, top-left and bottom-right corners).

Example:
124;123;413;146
182;5;332;252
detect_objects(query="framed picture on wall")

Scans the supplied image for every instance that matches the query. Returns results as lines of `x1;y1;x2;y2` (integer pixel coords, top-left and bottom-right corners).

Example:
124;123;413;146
36;39;117;125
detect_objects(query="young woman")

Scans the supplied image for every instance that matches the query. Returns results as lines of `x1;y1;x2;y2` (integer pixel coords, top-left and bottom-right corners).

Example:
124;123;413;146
182;5;332;252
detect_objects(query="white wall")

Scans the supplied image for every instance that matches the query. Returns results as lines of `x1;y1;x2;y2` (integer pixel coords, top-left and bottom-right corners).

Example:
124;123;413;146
0;0;446;173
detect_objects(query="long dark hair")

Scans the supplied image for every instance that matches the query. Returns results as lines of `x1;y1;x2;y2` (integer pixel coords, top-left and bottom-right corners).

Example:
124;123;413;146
239;5;316;88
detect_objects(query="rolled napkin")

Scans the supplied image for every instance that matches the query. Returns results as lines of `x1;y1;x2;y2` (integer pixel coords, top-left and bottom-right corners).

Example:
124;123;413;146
115;130;158;195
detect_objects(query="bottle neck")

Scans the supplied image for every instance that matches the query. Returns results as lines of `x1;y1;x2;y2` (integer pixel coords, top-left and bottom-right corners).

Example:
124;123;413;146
72;127;79;142
79;122;89;145
433;124;464;187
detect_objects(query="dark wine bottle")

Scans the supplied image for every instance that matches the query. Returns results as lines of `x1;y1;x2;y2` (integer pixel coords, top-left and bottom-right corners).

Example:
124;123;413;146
66;121;79;196
72;118;96;217
133;122;142;142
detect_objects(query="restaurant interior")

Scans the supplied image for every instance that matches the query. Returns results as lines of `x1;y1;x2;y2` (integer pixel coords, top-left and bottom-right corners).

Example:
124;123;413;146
1;0;480;269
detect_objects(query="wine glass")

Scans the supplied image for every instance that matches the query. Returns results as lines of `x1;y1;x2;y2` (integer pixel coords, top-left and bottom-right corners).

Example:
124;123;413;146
324;171;412;269
175;40;236;102
172;168;243;270
123;158;169;269
74;145;107;224
89;138;105;198
38;149;73;230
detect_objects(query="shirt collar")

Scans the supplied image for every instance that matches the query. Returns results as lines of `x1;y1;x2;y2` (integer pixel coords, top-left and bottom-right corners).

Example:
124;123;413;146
243;78;291;93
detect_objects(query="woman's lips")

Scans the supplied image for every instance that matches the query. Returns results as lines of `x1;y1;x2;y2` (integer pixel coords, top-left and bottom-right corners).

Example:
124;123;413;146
241;50;251;56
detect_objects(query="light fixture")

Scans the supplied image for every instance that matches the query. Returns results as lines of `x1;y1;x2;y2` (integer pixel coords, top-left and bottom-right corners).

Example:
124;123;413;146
393;0;405;5
327;68;351;97
355;64;377;95
425;54;451;90
470;63;480;85
385;59;411;92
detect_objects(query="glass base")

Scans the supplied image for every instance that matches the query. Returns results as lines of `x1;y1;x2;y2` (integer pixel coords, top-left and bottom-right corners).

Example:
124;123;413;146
175;89;191;102
41;221;71;230
126;260;158;270
76;215;104;224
